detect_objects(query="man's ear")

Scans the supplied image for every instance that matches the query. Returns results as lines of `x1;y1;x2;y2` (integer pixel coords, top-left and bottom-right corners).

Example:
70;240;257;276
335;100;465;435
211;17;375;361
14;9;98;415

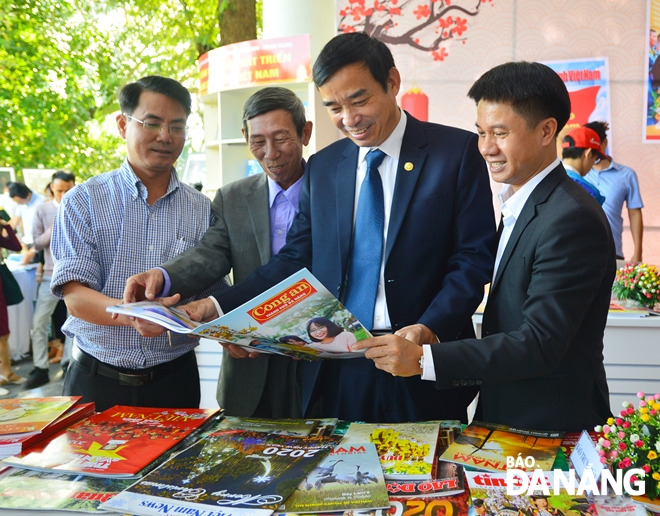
539;117;558;147
116;113;128;139
301;121;313;146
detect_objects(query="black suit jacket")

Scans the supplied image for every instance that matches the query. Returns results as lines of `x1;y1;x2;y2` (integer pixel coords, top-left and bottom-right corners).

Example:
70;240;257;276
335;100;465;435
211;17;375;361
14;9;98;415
214;113;497;422
431;164;615;431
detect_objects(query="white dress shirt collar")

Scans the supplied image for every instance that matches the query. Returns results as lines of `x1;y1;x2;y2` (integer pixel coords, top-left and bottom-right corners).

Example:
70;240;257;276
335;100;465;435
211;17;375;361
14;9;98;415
498;157;560;219
357;109;407;163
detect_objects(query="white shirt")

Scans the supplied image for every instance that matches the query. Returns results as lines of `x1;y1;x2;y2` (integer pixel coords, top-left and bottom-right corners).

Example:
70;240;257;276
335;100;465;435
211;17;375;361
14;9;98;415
15;192;45;245
421;158;560;381
355;110;407;330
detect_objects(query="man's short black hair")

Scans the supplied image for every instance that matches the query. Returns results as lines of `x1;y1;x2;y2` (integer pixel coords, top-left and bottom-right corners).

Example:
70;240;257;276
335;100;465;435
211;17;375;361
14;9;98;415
242;87;307;138
118;76;191;117
467;61;570;133
313;33;395;91
583;121;608;143
561;135;587;160
52;170;75;183
7;182;31;199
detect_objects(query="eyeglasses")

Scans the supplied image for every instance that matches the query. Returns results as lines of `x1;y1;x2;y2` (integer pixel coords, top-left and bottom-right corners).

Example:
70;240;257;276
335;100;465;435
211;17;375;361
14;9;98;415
124;114;188;139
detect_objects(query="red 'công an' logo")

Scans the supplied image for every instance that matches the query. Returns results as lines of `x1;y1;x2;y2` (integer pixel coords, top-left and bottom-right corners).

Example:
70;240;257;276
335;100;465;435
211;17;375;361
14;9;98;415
248;280;317;324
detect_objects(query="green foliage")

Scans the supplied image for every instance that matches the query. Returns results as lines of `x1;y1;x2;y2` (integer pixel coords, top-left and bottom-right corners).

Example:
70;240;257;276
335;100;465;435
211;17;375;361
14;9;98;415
0;0;124;180
1;0;260;182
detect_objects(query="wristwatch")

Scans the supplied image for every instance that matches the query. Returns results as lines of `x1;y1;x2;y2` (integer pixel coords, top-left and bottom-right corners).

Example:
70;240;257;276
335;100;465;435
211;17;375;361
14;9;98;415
418;349;424;373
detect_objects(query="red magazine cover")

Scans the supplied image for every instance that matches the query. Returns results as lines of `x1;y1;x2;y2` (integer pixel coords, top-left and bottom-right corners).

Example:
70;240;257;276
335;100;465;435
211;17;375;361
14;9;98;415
0;397;82;436
2;405;220;478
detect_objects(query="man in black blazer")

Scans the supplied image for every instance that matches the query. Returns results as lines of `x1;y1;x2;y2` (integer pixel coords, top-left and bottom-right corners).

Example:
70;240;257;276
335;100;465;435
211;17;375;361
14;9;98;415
176;33;497;423
357;62;615;432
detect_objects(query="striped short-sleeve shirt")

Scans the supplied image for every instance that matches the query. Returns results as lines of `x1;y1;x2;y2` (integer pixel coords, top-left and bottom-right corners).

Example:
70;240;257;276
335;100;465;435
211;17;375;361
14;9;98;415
51;159;217;368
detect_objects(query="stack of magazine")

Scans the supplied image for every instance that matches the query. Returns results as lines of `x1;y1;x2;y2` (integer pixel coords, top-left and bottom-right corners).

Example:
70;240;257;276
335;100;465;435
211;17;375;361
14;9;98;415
0;397;94;459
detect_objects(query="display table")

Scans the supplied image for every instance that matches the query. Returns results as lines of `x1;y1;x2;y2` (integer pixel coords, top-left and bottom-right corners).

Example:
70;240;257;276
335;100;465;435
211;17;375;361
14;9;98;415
5;258;38;361
472;312;660;415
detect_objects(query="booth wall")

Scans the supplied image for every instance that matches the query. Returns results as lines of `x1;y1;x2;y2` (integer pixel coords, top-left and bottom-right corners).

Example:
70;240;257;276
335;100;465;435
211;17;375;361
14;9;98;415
333;0;660;265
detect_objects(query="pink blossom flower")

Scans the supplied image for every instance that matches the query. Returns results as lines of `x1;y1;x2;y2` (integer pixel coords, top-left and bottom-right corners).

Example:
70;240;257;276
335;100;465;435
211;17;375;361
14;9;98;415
641;400;648;407
603;425;611;433
615;418;623;425
618;431;626;439
619;442;627;451
643;464;651;473
636;440;645;448
628;407;635;415
610;450;619;459
601;457;608;464
638;391;646;399
623;421;631;428
603;439;611;448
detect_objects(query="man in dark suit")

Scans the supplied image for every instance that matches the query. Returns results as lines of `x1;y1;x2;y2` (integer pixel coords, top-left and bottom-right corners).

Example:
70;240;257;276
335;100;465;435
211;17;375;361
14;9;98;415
356;61;615;432
178;33;496;423
123;87;312;418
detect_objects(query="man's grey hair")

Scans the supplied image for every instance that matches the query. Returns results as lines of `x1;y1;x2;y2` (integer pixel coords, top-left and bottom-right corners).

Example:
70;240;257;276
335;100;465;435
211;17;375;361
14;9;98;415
242;87;307;138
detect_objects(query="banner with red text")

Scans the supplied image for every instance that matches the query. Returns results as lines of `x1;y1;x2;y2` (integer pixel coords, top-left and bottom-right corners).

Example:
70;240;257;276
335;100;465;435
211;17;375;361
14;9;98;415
199;35;312;97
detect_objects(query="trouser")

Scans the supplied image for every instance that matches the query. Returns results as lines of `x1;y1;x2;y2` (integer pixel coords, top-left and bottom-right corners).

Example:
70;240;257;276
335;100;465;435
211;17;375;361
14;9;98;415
63;343;201;412
31;278;60;370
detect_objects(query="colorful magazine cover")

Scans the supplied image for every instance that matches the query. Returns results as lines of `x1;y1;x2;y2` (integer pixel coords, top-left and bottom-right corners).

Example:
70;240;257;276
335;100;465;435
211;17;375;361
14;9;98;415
592;495;647;516
465;471;594;516
340;422;440;480
0;396;81;436
0;467;133;513
107;268;372;360
439;421;563;472
100;429;340;516
2;405;220;478
216;416;321;437
0;402;95;459
277;442;390;514
386;460;465;498
388;489;471;516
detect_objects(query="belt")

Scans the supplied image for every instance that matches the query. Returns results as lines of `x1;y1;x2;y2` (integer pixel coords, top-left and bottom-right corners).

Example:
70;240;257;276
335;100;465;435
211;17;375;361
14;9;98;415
71;345;187;387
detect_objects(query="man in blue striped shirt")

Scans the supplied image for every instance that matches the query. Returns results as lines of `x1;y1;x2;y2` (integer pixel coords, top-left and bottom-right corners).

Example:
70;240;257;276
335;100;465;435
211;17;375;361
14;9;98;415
51;76;221;411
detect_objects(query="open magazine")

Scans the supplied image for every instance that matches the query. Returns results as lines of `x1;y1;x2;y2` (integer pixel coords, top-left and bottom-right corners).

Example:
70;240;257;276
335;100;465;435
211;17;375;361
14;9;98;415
107;268;371;360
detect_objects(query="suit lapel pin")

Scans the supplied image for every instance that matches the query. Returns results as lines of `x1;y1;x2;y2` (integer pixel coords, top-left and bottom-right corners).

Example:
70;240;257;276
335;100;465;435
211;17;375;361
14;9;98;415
404;162;414;171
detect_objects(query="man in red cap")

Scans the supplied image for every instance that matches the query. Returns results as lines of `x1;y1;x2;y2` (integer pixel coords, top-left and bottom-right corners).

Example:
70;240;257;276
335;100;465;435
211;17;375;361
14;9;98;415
561;126;607;205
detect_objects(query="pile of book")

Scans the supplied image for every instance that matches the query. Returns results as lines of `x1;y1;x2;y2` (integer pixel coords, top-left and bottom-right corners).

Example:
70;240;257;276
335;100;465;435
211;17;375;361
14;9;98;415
0;405;647;516
0;409;471;515
0;401;221;514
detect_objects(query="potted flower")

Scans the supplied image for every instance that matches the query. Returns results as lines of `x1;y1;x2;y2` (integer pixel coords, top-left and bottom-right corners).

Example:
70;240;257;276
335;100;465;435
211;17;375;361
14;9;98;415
612;263;660;310
595;392;660;500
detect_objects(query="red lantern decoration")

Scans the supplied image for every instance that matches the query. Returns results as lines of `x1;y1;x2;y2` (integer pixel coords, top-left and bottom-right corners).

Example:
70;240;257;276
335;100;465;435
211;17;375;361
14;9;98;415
401;86;429;122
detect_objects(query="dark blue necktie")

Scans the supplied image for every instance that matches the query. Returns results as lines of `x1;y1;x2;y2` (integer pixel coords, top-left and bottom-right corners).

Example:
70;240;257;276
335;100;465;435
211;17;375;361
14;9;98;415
344;148;387;331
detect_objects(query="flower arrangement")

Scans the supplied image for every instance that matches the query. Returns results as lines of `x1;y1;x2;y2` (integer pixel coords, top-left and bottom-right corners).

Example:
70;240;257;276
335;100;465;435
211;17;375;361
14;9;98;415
612;263;660;310
595;392;660;499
